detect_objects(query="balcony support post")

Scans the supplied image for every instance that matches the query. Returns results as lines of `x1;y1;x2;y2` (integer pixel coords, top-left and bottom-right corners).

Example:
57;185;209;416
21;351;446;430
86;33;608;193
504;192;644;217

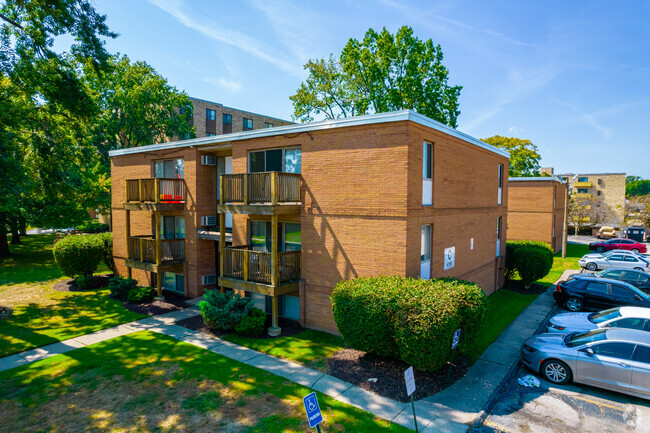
243;174;248;205
243;249;249;282
154;179;160;204
271;172;278;205
156;272;163;297
126;210;132;278
155;215;161;266
268;213;281;337
138;179;143;203
219;212;226;293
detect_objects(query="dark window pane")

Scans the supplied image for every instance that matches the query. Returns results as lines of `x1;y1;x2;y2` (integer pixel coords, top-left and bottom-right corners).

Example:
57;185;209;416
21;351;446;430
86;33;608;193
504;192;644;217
587;282;608;295
606;270;623;278
625;256;638;262
608;318;646;330
266;149;282;172
634;344;650;362
591;342;635;360
249;151;265;173
611;285;635;299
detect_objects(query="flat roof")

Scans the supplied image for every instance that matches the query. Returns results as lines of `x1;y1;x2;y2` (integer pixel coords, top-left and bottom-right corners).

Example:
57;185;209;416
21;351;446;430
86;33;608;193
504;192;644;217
189;97;292;124
556;172;626;176
509;176;566;183
109;110;509;158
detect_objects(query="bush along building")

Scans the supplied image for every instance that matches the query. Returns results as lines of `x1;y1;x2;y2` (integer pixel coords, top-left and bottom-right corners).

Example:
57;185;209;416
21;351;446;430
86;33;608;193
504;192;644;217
109;110;509;335
507;177;568;253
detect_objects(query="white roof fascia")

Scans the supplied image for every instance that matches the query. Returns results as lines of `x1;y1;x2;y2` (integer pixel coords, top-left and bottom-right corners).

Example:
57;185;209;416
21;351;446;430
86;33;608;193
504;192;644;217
109;110;509;158
509;177;565;183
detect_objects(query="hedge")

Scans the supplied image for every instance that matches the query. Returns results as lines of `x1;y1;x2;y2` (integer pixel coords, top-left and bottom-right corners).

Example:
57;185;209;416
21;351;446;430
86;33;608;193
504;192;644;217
331;276;487;371
506;240;554;287
53;234;104;278
96;232;115;274
199;290;254;331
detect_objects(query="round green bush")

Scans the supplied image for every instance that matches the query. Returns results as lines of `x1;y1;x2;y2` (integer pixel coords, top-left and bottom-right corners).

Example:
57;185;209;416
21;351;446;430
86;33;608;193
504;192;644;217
513;245;553;288
506;240;554;283
53;234;104;278
108;276;138;300
127;286;154;303
331;276;488;371
199;290;254;331
234;308;267;337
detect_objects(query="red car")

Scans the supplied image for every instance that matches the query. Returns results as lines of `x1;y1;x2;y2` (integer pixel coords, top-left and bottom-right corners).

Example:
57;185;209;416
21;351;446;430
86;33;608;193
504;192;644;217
589;238;647;254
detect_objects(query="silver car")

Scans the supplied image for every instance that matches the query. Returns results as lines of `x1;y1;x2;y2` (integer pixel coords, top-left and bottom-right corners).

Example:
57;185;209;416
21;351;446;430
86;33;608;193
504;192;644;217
546;307;650;333
579;252;650;272
520;328;650;400
581;250;648;261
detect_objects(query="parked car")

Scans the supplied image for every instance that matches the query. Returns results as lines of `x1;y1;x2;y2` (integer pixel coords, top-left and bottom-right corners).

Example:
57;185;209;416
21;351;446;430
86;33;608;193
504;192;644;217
569;269;650;294
578;252;650;271
598;226;617;239
546;306;650;333
520;328;650;399
553;276;650;312
581;250;647;261
589;238;647;254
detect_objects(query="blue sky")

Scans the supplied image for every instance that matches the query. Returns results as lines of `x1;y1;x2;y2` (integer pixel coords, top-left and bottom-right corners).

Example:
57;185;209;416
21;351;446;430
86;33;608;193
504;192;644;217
94;0;650;177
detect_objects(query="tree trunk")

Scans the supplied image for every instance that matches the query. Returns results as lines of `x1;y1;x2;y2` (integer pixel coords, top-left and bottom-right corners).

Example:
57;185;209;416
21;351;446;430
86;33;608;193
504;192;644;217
0;213;11;257
18;214;27;237
9;215;21;245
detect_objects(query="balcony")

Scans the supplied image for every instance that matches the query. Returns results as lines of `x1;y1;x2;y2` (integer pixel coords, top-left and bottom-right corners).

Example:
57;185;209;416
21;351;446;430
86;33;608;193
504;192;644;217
125;235;185;273
218;172;301;215
573;193;592;199
124;178;185;211
219;246;300;296
573;181;592;188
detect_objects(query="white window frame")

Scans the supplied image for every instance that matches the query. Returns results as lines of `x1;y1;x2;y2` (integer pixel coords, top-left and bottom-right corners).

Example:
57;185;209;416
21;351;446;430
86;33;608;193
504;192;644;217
421;225;431;279
422;142;433;206
496;216;502;257
248;147;301;174
498;164;503;205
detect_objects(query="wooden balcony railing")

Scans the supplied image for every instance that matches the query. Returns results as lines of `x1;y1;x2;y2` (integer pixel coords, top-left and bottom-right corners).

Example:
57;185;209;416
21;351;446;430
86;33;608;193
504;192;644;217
125;178;185;203
220;172;300;205
222;246;300;285
127;236;185;264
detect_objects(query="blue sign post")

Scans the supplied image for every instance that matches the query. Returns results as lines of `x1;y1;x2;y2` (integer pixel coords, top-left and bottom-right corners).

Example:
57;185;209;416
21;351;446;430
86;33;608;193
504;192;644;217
303;392;323;431
447;329;461;383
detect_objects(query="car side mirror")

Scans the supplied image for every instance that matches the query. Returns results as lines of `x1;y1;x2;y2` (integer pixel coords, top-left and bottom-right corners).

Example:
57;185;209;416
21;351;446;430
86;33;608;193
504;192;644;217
581;347;594;355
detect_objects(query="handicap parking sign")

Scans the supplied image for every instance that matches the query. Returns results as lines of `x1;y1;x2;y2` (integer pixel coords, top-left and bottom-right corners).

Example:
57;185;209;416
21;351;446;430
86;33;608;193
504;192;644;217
452;329;461;349
303;392;323;428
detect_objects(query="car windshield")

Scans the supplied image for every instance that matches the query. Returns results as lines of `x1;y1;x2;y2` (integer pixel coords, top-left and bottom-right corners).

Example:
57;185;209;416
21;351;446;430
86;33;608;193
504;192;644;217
588;308;621;324
595;270;608;277
565;329;608;347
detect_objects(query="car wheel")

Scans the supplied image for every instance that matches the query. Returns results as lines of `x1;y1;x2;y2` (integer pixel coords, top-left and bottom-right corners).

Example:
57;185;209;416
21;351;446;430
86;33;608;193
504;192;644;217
586;262;597;271
565;297;583;312
541;359;572;385
596;246;605;253
632;248;640;254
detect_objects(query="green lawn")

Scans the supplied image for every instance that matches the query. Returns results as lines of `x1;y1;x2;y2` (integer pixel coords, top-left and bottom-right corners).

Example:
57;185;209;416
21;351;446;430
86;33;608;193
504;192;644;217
0;331;409;433
0;233;141;357
537;243;590;287
224;329;346;372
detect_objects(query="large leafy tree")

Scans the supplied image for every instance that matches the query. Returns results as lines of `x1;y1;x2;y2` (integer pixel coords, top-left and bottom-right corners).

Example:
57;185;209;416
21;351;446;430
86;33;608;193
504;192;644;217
626;179;650;197
481;136;541;177
291;26;462;126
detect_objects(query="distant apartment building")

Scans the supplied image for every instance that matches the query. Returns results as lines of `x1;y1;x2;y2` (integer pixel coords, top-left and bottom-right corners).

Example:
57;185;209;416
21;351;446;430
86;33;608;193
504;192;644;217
186;97;292;138
109;110;509;334
507;177;568;253
556;171;626;227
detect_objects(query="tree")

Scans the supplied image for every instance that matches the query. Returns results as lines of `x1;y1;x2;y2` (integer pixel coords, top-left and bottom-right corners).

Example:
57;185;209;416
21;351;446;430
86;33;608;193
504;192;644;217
626;179;650;197
567;196;607;235
627;175;642;184
291;26;462;127
480;136;541;177
624;194;650;227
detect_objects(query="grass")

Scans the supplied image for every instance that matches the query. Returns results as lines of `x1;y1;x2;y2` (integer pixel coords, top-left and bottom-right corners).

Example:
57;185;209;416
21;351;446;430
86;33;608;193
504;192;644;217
223;329;346;372
0;331;409;433
537;243;590;287
0;233;140;357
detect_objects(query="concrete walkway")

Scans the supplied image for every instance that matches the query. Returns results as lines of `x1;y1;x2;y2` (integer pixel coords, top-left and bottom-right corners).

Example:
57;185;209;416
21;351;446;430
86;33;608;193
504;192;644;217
0;276;575;433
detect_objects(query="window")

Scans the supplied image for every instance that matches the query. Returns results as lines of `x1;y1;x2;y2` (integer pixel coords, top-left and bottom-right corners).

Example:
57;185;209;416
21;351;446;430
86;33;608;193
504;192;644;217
206;133;216;137
611;285;636;299
562;177;569;182
243;118;253;131
577;188;589;194
422;142;433;205
498;164;504;205
608;254;625;261
608;318;647;330
162;272;184;294
206;109;216;120
586;282;608;295
420;225;431;279
265;122;274;128
634;345;650;362
496;216;502;257
249;148;301;174
223;114;232;134
590;342;635;360
605;270;624;279
179;104;192;116
577;176;589;182
597;190;602;196
154;159;184;179
624;256;639;262
160;216;185;240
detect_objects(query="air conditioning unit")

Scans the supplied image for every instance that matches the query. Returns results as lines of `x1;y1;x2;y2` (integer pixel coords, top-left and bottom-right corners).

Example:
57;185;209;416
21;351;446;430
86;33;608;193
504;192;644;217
201;216;217;226
201;155;216;165
202;274;217;286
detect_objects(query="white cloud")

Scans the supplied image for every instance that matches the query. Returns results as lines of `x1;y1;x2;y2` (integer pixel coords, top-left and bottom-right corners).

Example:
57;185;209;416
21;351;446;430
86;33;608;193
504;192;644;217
552;99;615;139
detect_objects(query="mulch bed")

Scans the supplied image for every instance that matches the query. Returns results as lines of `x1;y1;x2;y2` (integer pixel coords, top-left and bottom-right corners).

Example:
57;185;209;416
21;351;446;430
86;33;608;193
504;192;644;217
328;349;471;402
53;275;113;292
176;314;305;339
122;291;187;316
502;281;548;295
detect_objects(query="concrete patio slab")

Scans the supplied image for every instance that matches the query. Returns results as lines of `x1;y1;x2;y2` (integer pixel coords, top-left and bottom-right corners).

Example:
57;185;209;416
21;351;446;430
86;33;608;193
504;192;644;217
337;385;407;422
0;353;29;372
184;296;204;307
311;374;354;398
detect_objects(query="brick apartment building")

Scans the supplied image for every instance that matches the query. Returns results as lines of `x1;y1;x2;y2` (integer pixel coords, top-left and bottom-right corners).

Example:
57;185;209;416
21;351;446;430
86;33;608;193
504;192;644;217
110;110;509;334
507;177;568;253
187;97;292;138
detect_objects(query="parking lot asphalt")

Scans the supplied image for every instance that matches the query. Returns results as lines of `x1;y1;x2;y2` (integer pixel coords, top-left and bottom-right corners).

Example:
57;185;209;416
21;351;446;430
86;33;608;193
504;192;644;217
472;302;650;433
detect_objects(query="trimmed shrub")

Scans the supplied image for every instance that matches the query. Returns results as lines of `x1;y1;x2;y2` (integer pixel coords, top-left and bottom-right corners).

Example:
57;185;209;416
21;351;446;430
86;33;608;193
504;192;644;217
53;234;104;278
331;276;488;371
199;290;254;331
0;306;13;320
513;246;553;288
76;275;93;290
96;232;115;274
234;308;266;337
127;286;155;303
108;277;138;300
76;220;109;233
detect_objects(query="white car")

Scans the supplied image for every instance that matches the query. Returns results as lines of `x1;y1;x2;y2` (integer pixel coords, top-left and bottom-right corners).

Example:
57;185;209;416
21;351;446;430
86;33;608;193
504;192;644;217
579;252;650;272
582;250;648;260
547;306;650;334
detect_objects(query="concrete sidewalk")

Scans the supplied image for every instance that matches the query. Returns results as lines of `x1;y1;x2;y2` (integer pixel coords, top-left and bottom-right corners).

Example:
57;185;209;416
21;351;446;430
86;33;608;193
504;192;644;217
0;275;575;432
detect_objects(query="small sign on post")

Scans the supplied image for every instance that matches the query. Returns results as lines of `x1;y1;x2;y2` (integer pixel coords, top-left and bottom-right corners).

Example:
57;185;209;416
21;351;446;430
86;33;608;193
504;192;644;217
303;392;323;431
447;329;461;383
404;366;419;432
